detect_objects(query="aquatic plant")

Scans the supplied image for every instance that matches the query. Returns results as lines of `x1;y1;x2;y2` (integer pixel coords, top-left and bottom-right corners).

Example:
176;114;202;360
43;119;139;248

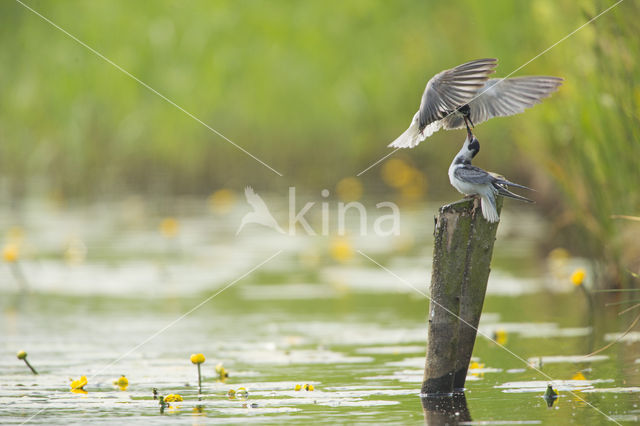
235;387;248;400
164;394;183;402
543;384;559;407
215;363;229;381
70;376;88;393
190;353;205;394
571;269;586;286
294;383;315;391
113;375;128;391
16;350;38;375
493;329;508;346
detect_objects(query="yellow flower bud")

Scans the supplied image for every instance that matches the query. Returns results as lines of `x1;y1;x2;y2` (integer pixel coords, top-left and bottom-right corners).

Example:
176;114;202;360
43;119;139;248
16;350;27;360
571;268;586;286
190;353;205;364
294;384;302;391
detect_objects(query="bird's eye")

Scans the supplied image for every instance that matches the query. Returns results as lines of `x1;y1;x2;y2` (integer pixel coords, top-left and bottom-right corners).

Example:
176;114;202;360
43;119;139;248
469;138;480;153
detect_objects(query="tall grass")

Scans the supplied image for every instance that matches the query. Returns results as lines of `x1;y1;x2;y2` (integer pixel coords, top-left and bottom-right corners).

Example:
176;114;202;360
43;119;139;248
516;1;640;286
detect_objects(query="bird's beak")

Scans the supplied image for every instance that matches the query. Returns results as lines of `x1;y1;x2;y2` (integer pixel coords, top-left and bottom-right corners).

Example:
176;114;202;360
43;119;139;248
464;115;475;130
465;121;474;139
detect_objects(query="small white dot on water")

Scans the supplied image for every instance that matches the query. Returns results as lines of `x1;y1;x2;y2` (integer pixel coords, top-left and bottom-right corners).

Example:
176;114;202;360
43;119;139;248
321;189;329;197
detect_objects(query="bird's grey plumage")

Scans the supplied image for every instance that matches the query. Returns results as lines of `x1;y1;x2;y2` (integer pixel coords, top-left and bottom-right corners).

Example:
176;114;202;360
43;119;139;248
389;59;563;149
442;76;564;129
389;58;498;148
418;58;498;129
448;130;533;222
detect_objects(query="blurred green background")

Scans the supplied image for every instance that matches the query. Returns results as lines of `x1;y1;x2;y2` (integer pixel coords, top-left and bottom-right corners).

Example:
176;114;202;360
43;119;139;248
0;0;638;283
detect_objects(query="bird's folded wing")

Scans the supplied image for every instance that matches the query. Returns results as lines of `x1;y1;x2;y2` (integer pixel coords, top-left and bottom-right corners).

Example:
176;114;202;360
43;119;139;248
454;165;492;184
455;76;563;128
418;58;497;129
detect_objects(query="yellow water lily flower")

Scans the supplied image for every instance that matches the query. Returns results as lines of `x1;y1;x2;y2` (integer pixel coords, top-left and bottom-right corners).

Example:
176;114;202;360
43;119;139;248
572;372;586;381
571;268;586;286
209;189;235;214
3;243;19;263
304;384;314;391
70;376;87;391
294;384;302;391
113;375;128;390
382;158;413;188
164;394;183;402
493;329;508;346
190;353;205;364
330;237;353;263
469;361;484;370
227;389;236;399
215;363;229;380
236;387;248;400
469;362;485;377
160;217;179;238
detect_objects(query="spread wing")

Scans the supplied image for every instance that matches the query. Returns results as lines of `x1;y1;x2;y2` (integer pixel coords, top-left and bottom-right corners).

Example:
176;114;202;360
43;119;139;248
418;58;497;129
454;165;492;184
244;186;270;215
444;76;563;128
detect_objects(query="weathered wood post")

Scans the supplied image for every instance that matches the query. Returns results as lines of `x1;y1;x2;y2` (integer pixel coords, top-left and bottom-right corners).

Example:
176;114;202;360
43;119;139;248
421;392;471;425
422;197;502;395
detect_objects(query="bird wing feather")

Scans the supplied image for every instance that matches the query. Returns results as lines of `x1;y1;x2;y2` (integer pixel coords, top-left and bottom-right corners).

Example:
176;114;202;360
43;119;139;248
488;172;535;191
494;184;534;203
418;58;498;129
454;165;493;184
444;76;563;128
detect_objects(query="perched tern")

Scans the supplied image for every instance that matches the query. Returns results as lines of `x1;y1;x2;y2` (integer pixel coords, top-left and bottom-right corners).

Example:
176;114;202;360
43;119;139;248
389;58;563;148
448;127;533;223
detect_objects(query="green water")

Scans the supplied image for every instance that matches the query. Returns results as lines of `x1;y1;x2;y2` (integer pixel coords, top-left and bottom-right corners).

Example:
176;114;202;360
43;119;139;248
0;200;638;424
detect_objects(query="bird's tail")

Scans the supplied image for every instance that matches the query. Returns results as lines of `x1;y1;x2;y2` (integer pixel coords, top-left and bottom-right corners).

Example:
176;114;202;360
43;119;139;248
480;193;500;223
489;173;535;192
495;185;534;203
388;113;441;148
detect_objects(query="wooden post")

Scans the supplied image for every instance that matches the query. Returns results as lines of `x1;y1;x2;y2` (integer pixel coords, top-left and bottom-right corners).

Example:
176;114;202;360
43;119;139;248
422;197;502;395
421;393;471;425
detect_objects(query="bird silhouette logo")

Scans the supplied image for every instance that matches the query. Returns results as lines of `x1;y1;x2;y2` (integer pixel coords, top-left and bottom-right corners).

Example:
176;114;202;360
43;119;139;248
236;186;285;235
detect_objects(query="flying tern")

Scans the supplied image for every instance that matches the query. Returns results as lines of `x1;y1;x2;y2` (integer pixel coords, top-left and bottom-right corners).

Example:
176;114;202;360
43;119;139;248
389;58;563;148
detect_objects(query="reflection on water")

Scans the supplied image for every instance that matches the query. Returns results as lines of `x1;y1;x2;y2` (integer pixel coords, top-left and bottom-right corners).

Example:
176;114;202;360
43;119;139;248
422;393;471;425
0;199;638;424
